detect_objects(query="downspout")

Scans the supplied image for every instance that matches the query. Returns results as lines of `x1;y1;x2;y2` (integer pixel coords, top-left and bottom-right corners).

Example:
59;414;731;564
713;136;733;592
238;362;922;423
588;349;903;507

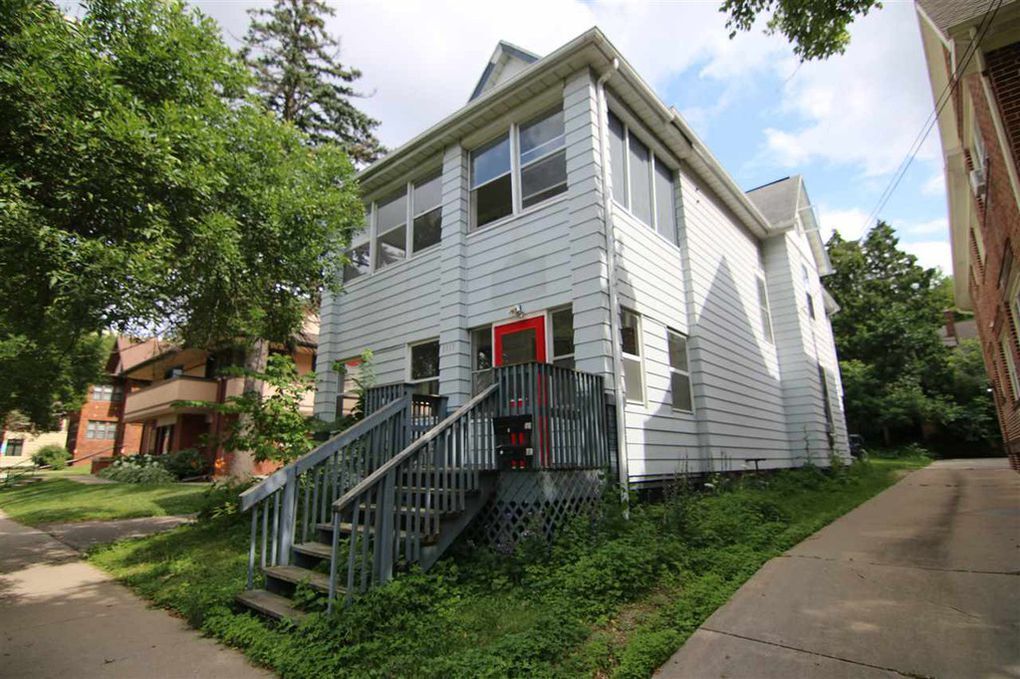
595;59;629;499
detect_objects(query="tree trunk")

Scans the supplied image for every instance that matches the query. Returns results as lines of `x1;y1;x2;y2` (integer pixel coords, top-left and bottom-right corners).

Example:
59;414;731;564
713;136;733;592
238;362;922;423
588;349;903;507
229;338;269;479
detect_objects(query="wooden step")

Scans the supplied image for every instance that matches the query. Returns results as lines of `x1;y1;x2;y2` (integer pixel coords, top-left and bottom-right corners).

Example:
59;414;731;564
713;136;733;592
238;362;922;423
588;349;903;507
236;589;307;621
263;565;331;593
316;522;440;545
292;541;332;560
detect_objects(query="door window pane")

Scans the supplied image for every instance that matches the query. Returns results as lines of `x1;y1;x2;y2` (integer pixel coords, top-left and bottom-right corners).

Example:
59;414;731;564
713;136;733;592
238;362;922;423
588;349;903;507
343;243;370;282
654;158;676;243
608;111;627;205
551;307;573;358
500;328;536;365
628;135;652;225
376;225;406;269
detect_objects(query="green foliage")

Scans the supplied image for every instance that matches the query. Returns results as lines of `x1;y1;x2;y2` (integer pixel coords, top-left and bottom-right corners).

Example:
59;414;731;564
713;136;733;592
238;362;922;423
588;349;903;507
89;460;924;678
31;444;70;469
826;224;999;451
0;477;206;525
0;0;362;428
721;0;881;61
161;448;207;479
99;455;177;484
197;479;256;522
242;0;383;163
188;354;316;465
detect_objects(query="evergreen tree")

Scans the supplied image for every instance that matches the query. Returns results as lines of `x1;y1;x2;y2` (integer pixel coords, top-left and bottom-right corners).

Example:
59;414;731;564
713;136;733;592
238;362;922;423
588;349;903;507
241;0;383;164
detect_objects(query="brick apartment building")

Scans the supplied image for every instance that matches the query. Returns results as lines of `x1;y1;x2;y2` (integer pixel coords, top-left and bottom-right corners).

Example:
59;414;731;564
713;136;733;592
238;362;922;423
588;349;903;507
918;0;1020;470
65;337;162;465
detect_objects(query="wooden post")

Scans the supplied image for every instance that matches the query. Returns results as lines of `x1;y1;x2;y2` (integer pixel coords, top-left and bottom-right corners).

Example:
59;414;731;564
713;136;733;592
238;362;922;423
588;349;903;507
277;466;297;566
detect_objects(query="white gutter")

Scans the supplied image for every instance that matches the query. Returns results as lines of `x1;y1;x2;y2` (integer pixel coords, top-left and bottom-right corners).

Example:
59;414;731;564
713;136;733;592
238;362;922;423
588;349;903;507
595;58;629;500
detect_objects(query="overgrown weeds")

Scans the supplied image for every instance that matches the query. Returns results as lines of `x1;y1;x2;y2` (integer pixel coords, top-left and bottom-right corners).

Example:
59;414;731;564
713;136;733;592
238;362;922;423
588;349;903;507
90;458;923;678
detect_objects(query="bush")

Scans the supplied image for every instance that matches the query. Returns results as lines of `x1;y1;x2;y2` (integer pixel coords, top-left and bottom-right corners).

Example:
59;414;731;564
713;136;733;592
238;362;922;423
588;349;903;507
162;448;206;480
99;455;176;484
32;444;70;469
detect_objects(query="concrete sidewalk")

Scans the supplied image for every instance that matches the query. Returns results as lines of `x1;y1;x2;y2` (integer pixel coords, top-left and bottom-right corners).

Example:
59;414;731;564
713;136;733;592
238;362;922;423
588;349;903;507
0;510;272;678
658;459;1020;679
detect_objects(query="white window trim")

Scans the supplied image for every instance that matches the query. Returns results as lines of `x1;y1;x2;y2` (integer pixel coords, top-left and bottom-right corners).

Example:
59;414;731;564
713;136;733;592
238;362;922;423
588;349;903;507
406;338;440;389
757;276;774;344
1002;333;1019;402
469;106;567;231
667;328;694;413
620;308;646;405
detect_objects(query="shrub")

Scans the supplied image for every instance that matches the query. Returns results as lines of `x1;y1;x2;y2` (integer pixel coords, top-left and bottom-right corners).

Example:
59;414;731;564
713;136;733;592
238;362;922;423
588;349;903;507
99;455;176;484
32;444;70;469
162;448;206;479
197;479;255;521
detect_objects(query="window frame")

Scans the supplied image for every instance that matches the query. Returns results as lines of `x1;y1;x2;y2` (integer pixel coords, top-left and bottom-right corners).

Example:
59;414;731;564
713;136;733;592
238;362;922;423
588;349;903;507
469;105;569;232
343;166;444;284
607;106;681;246
4;438;24;456
666;328;694;413
757;277;774;344
549;305;575;370
86;420;117;440
619;307;646;405
406;338;441;395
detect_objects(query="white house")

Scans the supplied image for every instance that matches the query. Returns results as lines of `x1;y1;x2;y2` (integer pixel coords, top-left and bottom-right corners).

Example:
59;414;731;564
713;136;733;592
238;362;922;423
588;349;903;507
313;29;849;488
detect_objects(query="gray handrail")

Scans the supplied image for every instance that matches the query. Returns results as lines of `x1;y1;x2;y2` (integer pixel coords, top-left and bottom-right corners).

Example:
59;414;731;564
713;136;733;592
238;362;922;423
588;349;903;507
239;396;409;512
332;383;499;513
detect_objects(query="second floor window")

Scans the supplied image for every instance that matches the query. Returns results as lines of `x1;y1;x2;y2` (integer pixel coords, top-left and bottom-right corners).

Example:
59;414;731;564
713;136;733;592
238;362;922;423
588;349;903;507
471;106;567;230
86;420;117;440
608;109;678;244
91;383;123;402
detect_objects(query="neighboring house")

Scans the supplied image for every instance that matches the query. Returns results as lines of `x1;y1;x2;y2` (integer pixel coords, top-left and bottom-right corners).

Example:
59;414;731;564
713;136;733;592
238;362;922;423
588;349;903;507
0;419;68;469
65;336;157;466
314;30;850;488
918;0;1020;470
119;319;318;477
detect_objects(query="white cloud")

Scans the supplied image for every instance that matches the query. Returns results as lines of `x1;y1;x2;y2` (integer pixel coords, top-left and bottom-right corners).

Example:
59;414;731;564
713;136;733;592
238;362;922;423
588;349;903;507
759;3;942;179
817;205;872;241
902;239;952;273
899;217;948;237
921;171;947;197
193;0;790;149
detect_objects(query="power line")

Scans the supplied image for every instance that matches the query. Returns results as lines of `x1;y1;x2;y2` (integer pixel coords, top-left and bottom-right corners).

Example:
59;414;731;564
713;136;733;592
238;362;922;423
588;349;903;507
856;0;1004;237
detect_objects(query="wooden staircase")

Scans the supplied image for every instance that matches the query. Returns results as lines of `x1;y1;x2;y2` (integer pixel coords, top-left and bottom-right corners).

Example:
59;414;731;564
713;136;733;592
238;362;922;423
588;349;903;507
236;472;495;620
235;363;614;620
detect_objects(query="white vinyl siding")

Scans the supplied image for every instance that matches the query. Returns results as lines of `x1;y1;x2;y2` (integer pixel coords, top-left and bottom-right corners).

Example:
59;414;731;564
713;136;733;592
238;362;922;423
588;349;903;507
757;277;774;344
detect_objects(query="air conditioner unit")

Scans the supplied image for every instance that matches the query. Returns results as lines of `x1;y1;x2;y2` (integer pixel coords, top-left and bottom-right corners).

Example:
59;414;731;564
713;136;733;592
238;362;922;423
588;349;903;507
970;167;988;198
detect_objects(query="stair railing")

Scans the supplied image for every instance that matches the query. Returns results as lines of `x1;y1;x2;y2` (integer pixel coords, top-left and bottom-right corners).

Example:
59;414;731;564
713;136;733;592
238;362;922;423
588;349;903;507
329;383;501;607
239;387;435;589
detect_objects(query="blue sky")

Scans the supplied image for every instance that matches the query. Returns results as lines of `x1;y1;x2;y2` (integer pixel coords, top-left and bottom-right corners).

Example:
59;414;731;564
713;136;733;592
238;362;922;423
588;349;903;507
192;0;950;272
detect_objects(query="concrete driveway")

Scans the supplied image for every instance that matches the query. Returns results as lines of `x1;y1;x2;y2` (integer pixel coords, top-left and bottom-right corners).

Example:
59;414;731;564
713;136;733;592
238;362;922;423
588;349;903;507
658;459;1020;679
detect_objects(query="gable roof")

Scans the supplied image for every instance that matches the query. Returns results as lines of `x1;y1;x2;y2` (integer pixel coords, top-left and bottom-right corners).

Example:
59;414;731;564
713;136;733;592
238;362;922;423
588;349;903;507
747;175;834;276
469;41;541;102
359;27;773;239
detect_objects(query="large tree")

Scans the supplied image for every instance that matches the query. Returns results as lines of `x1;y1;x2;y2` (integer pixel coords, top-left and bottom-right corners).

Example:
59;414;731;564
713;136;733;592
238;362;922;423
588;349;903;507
0;0;362;430
826;223;998;450
241;0;383;164
721;0;881;61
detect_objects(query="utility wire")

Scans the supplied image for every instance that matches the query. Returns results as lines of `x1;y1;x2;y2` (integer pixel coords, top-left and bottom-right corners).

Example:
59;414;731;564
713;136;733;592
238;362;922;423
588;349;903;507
856;0;1004;237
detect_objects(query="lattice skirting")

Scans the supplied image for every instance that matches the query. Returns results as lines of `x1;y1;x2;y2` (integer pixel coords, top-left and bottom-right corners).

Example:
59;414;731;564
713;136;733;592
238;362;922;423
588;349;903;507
469;469;605;552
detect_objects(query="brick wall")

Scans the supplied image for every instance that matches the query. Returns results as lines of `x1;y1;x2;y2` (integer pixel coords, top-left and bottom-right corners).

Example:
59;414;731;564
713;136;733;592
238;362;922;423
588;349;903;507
66;377;143;464
963;69;1020;471
986;42;1020;172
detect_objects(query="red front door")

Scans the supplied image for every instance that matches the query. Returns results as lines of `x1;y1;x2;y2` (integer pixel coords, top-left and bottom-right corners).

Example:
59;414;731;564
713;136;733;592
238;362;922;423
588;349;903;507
493;316;546;366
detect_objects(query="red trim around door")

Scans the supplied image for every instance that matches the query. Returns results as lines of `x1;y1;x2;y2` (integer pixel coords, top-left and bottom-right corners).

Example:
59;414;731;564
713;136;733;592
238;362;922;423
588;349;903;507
493;316;547;366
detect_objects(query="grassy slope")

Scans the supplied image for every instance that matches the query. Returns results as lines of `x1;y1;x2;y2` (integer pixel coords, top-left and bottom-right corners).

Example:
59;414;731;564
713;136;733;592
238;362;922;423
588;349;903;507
0;478;208;525
90;457;928;679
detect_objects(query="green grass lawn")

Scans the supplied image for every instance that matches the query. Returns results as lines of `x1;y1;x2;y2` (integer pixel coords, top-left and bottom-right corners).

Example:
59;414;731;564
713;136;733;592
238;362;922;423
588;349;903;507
0;478;209;525
90;456;929;679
